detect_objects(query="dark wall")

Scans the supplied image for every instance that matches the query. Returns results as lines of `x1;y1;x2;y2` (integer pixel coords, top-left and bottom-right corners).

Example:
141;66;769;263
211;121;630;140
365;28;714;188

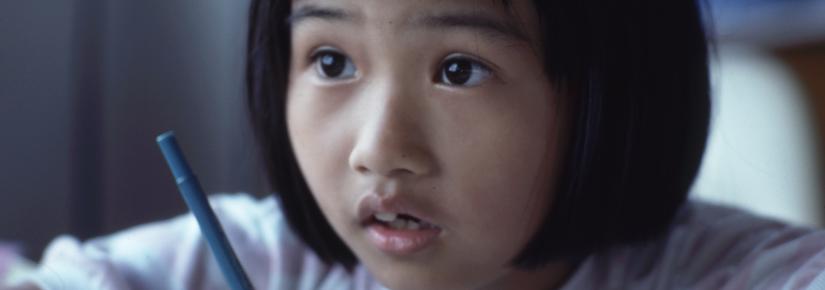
0;0;265;260
0;1;74;259
98;0;263;232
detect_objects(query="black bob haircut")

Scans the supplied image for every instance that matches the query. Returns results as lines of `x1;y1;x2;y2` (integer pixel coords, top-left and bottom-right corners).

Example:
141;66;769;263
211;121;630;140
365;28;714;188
246;0;710;270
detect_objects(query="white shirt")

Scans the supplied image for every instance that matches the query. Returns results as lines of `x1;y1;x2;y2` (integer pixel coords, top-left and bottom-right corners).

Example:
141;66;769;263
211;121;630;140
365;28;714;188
24;193;825;289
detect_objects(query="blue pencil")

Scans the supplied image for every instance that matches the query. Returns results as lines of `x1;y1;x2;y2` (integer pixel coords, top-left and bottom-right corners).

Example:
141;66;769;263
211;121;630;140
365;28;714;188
156;131;255;290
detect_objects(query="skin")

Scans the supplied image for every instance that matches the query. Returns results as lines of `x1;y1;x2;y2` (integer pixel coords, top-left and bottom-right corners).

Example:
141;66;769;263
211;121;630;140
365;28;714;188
287;0;570;289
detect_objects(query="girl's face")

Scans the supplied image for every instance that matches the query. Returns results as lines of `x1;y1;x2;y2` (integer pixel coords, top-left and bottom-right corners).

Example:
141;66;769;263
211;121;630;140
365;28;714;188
286;0;568;289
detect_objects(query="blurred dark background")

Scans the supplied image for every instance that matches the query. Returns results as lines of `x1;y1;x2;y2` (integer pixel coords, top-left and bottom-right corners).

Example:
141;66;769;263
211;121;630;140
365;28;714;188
1;0;825;262
1;0;265;260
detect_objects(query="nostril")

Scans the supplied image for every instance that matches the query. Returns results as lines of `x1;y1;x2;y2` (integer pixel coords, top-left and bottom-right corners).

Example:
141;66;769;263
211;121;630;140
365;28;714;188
386;168;415;177
353;165;414;177
350;150;423;176
348;137;434;177
355;165;370;174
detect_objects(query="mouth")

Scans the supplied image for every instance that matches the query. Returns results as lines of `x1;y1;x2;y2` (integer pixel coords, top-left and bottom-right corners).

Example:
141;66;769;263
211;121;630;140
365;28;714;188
358;195;443;255
370;212;438;230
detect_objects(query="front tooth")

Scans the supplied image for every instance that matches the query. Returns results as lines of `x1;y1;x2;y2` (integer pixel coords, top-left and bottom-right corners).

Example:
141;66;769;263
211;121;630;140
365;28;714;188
406;220;421;230
390;218;407;229
375;212;397;222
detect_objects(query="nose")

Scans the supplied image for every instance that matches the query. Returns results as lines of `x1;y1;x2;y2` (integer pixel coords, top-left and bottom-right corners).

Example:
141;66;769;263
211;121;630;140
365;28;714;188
348;84;435;178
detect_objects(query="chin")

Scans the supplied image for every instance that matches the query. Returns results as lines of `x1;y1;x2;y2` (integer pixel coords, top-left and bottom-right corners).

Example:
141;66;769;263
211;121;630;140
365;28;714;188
370;266;478;290
377;278;458;290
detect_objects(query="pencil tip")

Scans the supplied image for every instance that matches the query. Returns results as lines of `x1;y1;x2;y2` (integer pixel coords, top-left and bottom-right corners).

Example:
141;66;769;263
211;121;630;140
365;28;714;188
157;131;176;143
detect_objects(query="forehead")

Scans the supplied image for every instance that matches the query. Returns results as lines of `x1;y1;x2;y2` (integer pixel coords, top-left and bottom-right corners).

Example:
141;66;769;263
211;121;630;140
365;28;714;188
289;0;540;46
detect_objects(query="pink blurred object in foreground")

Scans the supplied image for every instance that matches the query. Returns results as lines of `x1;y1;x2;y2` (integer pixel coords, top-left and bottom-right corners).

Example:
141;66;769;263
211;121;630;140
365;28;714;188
0;242;20;275
0;241;34;286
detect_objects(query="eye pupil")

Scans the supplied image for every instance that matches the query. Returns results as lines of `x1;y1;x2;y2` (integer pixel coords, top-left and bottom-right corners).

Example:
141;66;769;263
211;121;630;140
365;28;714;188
320;52;345;77
444;59;473;85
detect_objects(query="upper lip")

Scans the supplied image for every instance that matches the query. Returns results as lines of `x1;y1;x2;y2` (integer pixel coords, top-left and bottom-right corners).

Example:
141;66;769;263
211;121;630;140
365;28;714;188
357;192;440;228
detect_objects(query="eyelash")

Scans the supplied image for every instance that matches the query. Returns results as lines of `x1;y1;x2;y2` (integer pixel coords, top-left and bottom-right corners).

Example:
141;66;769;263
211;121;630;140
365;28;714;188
310;47;357;80
436;54;494;87
308;47;495;87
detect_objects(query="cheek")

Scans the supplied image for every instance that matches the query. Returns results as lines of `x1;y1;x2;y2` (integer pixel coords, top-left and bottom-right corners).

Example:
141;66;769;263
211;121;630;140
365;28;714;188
286;85;355;217
452;131;555;248
287;77;356;172
438;90;561;257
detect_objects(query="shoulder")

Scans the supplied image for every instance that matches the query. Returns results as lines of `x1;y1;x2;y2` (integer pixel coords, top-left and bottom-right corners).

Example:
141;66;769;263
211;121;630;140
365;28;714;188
207;193;386;290
561;199;825;290
26;193;383;290
206;192;297;246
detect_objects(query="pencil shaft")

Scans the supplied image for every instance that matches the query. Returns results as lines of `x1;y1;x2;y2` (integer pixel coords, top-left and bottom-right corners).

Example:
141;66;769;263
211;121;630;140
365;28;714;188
157;131;255;290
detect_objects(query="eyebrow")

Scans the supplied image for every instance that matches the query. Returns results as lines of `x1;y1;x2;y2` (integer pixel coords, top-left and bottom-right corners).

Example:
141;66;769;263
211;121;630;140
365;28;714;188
287;5;530;43
287;5;352;25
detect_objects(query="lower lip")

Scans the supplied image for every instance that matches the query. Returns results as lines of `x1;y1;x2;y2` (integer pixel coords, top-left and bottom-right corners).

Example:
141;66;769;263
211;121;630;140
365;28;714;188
366;222;441;255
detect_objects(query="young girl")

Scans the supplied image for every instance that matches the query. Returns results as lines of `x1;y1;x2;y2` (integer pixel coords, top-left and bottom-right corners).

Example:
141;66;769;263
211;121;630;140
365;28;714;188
12;0;825;289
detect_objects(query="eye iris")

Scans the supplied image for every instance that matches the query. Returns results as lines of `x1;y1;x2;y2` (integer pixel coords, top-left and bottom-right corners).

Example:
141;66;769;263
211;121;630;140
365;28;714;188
320;52;345;77
444;59;472;85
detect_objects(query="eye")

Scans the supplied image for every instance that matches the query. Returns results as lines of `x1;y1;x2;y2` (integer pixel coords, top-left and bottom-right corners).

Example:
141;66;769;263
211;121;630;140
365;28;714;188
312;48;357;80
437;56;493;87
